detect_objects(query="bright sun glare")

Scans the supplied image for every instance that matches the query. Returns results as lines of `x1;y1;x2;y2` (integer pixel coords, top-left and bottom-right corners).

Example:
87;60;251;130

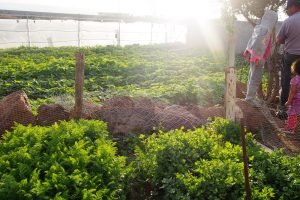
61;0;221;24
157;0;221;23
1;0;222;23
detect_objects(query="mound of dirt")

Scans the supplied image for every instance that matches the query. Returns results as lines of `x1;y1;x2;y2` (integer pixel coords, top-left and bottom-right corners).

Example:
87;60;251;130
0;91;36;135
37;104;70;126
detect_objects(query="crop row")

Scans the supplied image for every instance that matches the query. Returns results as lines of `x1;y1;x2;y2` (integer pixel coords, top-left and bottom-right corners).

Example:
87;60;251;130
0;119;299;199
0;45;229;107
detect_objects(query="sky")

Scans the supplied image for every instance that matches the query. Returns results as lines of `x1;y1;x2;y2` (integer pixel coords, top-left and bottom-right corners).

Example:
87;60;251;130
0;0;222;22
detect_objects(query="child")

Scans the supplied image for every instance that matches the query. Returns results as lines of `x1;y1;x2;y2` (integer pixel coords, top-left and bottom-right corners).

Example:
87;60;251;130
284;59;300;134
243;10;278;107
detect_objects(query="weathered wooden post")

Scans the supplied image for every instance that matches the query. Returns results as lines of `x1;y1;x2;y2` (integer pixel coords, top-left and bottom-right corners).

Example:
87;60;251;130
225;18;236;122
74;51;85;119
225;67;236;121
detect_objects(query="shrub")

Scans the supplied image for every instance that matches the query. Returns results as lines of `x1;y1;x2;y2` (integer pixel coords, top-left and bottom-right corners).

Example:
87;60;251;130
0;120;126;200
128;127;246;199
128;119;300;199
207;117;241;144
248;146;300;200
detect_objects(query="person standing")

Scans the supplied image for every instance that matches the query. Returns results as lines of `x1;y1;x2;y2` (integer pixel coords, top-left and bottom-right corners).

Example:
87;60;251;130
244;10;278;107
276;0;300;119
283;59;300;133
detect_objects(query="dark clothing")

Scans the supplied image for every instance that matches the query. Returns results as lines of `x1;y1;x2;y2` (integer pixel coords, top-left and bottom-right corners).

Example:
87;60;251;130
276;11;300;119
280;52;300;107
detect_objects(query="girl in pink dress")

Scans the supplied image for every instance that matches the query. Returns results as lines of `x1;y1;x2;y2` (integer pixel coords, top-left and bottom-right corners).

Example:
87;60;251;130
284;59;300;134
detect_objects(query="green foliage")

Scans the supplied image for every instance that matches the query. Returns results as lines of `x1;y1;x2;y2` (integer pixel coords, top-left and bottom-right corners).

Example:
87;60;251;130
235;55;250;83
0;45;226;106
129;126;245;199
0;118;299;199
207;117;241;144
129;119;300;199
0;120;127;199
247;144;300;200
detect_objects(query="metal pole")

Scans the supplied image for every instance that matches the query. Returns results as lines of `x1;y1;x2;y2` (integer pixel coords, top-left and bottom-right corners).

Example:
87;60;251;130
74;51;85;119
77;20;81;47
150;23;153;44
165;24;168;43
240;118;252;200
117;21;121;46
26;18;31;47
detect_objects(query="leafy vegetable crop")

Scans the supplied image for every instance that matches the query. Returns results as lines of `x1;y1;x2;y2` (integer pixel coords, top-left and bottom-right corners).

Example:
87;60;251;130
0;45;227;107
0;120;126;199
0;119;299;199
128;119;300;199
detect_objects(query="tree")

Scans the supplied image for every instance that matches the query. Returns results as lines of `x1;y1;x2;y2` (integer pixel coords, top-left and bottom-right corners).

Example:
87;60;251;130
229;0;286;26
222;0;286;103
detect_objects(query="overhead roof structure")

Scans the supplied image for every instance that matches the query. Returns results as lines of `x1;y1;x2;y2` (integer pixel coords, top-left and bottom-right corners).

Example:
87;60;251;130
0;9;183;24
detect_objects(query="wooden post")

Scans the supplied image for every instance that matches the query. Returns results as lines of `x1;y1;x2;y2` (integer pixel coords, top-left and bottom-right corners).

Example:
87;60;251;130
240;118;252;200
225;67;236;121
74;51;85;119
26;18;31;47
225;18;236;121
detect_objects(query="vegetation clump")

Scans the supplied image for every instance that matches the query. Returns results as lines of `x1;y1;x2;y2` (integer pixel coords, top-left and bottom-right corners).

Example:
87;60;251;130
0;120;126;199
0;119;299;199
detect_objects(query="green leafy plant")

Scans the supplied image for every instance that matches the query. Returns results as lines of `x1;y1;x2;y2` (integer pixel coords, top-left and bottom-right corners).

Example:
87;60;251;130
0;45;227;106
207;117;241;144
0;120;127;199
128;119;300;199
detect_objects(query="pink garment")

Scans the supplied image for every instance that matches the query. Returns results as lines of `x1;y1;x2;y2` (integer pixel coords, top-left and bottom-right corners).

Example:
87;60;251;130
284;115;298;133
243;34;273;63
243;49;262;63
287;75;300;116
263;36;273;59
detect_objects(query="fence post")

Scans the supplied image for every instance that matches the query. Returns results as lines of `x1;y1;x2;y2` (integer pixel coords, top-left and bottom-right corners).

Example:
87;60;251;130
117;21;121;46
240;118;252;200
150;23;153;44
77;20;81;47
225;67;236;121
225;17;236;121
26;18;31;47
74;51;85;119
